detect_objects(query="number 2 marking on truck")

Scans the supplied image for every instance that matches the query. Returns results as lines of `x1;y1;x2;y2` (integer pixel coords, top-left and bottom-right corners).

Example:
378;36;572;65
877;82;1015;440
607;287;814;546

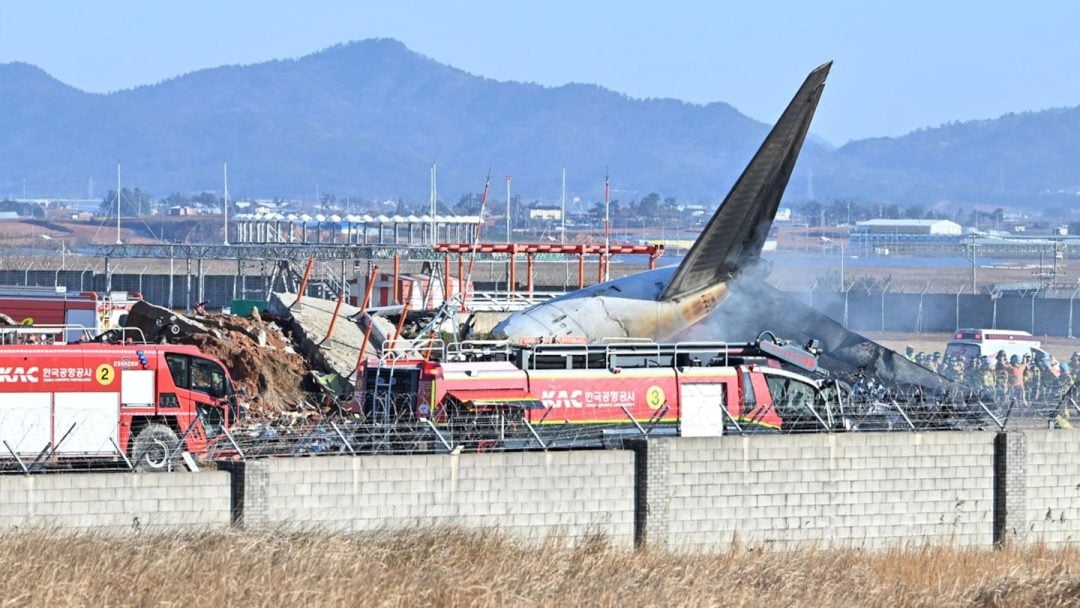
96;364;115;386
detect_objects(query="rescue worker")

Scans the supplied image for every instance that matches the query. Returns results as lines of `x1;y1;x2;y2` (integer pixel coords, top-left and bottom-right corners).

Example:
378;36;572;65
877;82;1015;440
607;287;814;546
1059;362;1075;397
979;356;997;400
994;351;1010;400
1053;362;1075;428
1006;354;1027;406
1023;354;1040;402
944;355;965;382
904;345;916;362
964;355;983;388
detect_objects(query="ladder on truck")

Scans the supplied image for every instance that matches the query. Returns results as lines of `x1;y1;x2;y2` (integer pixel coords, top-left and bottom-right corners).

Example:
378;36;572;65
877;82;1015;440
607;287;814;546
367;346;402;453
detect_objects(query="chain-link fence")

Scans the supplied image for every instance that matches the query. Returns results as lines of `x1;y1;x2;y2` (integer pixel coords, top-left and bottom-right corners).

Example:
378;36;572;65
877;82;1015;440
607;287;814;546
2;384;1077;474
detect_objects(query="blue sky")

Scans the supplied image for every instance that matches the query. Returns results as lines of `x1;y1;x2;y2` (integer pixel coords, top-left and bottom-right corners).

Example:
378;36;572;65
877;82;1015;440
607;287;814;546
2;1;1080;143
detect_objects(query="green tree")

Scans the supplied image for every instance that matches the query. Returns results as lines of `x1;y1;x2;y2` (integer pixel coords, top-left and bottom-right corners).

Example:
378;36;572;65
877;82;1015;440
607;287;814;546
99;188;156;217
636;192;661;218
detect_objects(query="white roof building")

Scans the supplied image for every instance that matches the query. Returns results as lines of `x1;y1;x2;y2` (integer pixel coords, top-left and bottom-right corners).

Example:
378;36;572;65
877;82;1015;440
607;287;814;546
853;219;962;236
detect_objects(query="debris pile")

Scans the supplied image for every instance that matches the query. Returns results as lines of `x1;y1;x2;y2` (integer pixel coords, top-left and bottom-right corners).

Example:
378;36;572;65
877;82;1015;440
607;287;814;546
124;301;321;419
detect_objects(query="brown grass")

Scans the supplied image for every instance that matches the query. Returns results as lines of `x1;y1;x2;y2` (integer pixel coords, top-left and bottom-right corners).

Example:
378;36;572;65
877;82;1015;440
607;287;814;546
2;528;1080;607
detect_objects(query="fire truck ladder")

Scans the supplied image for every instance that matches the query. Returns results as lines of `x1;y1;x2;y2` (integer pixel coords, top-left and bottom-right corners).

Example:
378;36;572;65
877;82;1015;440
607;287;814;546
368;351;402;453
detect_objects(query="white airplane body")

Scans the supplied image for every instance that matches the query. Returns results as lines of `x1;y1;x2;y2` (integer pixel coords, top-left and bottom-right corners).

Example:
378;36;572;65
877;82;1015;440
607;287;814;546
494;265;734;341
493;62;832;343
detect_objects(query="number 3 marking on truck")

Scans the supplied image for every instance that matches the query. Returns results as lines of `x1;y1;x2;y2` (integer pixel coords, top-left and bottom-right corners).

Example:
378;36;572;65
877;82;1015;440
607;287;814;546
646;385;665;410
96;364;116;386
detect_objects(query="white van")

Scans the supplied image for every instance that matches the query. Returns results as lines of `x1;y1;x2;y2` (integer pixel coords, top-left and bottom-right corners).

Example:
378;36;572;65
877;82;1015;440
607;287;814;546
944;328;1050;362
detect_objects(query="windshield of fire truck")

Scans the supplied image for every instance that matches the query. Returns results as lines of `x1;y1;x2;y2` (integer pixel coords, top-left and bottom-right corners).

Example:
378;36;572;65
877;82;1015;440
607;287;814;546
764;373;822;431
191;358;227;398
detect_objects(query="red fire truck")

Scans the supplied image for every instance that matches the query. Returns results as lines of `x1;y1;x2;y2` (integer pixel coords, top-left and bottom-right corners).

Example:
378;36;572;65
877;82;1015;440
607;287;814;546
356;332;848;448
0;287;141;342
0;328;239;470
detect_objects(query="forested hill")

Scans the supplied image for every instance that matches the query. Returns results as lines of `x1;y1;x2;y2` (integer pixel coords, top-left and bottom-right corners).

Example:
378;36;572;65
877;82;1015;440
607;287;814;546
1;38;1078;209
814;108;1080;208
0;39;777;202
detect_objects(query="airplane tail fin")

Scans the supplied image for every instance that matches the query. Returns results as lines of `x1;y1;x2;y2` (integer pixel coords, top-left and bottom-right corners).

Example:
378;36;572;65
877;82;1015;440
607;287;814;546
660;62;831;301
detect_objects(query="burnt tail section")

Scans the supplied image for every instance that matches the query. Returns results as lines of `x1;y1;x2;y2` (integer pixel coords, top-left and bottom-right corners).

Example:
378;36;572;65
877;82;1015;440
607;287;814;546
660;62;831;301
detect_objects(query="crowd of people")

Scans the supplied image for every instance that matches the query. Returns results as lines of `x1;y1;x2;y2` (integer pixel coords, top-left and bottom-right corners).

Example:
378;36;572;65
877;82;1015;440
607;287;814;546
904;345;1079;405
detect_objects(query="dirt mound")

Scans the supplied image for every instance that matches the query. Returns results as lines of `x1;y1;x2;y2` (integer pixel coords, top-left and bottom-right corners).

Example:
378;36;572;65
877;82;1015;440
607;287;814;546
124;300;322;419
182;313;316;416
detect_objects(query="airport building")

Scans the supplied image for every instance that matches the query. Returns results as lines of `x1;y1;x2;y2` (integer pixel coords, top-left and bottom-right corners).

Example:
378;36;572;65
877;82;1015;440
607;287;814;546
850;219;962;255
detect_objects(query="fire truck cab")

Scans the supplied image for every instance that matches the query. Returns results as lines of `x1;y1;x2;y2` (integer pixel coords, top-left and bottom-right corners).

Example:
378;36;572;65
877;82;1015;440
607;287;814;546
0;326;238;469
357;333;847;448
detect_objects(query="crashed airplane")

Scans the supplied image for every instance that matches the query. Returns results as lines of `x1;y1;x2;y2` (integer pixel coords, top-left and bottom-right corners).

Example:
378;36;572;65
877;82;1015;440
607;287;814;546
493;61;830;343
491;62;951;392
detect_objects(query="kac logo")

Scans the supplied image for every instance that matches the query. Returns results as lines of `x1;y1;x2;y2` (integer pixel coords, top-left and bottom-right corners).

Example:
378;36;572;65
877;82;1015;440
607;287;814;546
0;367;39;383
541;389;583;409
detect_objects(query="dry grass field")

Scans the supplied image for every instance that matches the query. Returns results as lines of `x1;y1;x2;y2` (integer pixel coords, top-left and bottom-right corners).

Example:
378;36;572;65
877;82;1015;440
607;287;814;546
3;528;1080;607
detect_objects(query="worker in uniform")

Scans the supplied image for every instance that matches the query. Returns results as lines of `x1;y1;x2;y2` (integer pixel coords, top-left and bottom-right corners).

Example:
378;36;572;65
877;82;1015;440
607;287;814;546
1023;354;1040;402
944;355;965;383
929;352;942;373
993;351;1010;401
904;345;916;362
1053;361;1075;429
1006;354;1027;407
964;356;982;389
979;356;997;401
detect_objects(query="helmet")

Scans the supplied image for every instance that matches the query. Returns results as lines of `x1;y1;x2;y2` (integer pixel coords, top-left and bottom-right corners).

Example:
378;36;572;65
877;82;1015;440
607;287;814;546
1010;355;1020;364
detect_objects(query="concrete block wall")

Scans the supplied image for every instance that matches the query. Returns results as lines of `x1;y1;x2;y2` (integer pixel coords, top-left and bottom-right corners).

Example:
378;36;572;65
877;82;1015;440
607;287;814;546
1021;430;1080;545
0;471;232;532
1;430;1079;547
635;432;997;550
239;451;636;546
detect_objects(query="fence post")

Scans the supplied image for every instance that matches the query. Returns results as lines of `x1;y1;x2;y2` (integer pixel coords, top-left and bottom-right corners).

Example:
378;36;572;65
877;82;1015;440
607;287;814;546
842;284;850;329
1069;286;1080;338
916;282;929;333
955;283;967;330
1030;288;1040;334
880;279;892;332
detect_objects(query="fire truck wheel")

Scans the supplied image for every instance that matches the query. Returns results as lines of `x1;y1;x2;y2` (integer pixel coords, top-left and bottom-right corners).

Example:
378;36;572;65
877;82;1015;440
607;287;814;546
132;424;180;471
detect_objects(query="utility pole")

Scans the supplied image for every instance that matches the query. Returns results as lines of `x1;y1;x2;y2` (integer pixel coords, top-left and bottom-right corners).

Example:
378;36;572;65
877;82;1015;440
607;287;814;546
430;163;438;244
223;161;230;246
970;233;977;295
505;175;512;243
604;171;611;282
560;168;566;244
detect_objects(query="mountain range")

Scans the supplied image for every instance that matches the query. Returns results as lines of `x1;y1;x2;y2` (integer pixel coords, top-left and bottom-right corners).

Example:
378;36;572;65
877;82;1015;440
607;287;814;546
1;38;1077;210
